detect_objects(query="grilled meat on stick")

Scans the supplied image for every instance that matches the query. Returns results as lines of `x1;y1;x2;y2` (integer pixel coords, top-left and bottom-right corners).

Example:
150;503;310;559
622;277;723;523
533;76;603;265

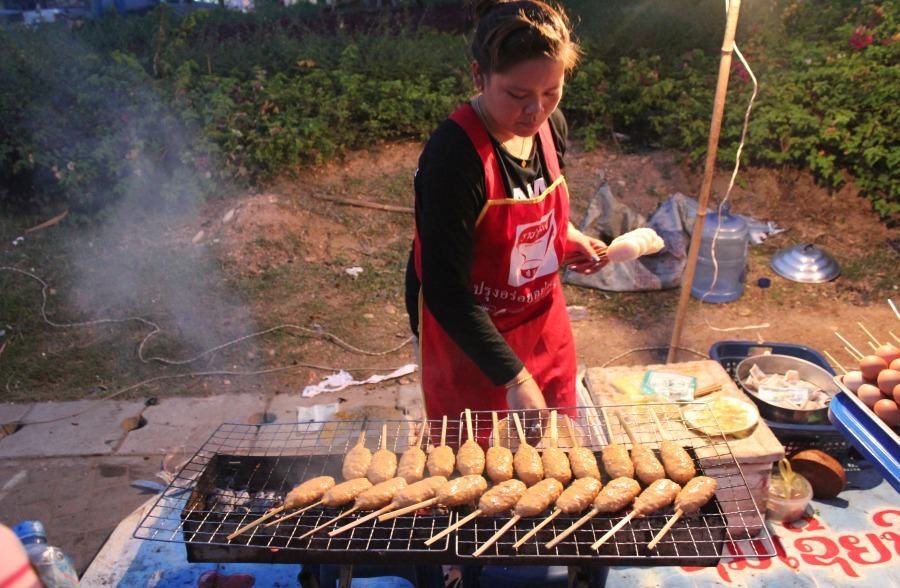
647;476;716;550
601;408;634;480
342;428;372;481
367;423;398;484
590;478;681;551
266;477;373;528
649;408;697;485
615;409;665;486
544;477;641;550
377;474;489;522
396;418;428;484
299;477;407;540
425;479;527;546
457;409;486;476
471;478;564;557
486;412;514;483
565;415;601;480
512;412;543;486
329;475;448;536
227;476;336;540
513;477;603;549
426;415;456;478
541;410;573;485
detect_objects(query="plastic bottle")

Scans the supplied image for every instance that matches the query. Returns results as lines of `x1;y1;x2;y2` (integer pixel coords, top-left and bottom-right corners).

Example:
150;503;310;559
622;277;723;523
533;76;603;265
12;521;80;588
689;203;749;303
0;522;43;588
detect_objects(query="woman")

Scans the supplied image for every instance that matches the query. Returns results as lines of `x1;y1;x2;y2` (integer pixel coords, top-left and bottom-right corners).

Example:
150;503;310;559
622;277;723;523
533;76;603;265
406;0;607;442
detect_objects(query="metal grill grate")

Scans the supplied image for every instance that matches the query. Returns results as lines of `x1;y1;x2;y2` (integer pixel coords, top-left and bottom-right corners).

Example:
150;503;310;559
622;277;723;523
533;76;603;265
133;403;775;566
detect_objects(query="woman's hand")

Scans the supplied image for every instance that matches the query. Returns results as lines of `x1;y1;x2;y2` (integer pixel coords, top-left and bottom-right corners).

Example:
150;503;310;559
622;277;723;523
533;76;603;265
506;370;549;445
563;223;609;275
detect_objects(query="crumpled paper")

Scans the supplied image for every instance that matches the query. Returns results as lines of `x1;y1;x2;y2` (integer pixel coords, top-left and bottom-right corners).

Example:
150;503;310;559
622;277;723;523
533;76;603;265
301;364;418;398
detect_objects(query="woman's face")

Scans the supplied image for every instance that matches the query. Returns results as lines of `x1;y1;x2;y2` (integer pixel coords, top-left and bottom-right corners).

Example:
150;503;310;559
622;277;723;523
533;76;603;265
474;57;566;142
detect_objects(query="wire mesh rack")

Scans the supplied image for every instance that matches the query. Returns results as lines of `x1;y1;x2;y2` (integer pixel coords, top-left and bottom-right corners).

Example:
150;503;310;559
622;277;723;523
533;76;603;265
133;403;774;567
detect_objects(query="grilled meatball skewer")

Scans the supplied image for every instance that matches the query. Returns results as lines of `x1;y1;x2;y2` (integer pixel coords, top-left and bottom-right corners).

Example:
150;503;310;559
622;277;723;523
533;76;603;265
458;408;486;476
396;418;428;484
298;476;407;539
615;409;665;486
367;423;398;484
542;410;573;485
590;478;681;550
329;475;448;536
650;408;697;484
227;476;336;539
425;479;528;546
471;478;564;557
545;477;641;550
512;412;543;486
513;477;603;549
342;428;372;481
565;415;601;480
486;412;514;483
426;415;456;478
601;408;634;480
377;474;489;522
648;476;717;550
265;477;372;527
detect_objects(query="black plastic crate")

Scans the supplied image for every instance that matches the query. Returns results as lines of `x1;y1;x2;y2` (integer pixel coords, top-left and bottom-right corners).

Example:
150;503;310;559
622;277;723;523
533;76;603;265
711;341;851;461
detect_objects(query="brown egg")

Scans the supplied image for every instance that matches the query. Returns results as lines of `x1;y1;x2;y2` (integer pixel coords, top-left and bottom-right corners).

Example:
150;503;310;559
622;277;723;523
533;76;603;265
857;383;883;408
892;357;900;372
874;344;900;365
876;369;900;396
894;382;900;405
859;355;888;381
873;398;900;427
841;371;867;393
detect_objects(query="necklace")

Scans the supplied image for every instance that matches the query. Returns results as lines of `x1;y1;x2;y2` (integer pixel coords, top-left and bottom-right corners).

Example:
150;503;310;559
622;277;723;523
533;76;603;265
473;97;533;168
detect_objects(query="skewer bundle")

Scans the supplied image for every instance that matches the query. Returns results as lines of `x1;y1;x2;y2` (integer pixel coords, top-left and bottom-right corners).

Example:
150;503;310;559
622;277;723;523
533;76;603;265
590;478;681;550
299;476;407;540
544;477;641;550
226;475;336;540
647;476;717;550
472;477;564;557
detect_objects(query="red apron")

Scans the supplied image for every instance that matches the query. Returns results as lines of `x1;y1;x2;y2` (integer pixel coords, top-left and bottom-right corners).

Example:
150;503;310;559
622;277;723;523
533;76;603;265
414;104;577;445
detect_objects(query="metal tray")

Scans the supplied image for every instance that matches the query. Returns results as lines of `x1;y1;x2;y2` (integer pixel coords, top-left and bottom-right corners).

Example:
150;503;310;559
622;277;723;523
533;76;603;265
830;376;900;494
133;404;774;567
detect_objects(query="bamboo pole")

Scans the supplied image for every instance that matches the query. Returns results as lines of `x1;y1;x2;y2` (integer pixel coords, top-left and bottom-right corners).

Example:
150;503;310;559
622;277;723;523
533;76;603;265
667;0;743;363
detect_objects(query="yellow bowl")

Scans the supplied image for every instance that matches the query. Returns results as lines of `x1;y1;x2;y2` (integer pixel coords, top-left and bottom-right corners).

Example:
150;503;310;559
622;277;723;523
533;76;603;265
683;396;760;438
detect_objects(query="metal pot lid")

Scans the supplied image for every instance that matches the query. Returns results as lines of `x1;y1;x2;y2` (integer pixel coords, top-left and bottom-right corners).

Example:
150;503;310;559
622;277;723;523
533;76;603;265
770;243;840;283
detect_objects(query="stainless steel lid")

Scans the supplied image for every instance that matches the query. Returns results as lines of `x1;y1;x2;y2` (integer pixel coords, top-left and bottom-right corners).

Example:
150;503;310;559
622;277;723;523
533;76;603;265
770;244;840;283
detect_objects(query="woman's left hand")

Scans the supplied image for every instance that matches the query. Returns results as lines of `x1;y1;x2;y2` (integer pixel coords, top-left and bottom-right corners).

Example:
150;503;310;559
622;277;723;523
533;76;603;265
563;224;609;275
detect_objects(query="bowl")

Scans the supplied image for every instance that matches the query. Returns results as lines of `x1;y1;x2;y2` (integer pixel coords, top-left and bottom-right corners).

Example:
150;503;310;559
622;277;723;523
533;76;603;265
682;396;759;438
735;354;839;424
766;471;813;523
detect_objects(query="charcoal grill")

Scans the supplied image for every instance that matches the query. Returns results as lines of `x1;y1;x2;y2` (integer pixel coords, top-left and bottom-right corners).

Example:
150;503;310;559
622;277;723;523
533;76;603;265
133;403;775;571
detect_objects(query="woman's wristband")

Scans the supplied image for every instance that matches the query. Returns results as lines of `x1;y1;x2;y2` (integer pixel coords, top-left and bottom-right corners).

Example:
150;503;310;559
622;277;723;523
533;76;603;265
505;372;534;390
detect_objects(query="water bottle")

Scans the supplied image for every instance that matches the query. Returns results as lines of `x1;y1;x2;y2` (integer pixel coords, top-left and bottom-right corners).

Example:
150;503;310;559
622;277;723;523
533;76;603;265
12;521;80;588
690;203;748;303
1;522;43;588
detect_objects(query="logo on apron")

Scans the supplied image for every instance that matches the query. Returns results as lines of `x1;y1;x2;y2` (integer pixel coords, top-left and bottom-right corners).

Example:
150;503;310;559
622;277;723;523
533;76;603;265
508;210;559;287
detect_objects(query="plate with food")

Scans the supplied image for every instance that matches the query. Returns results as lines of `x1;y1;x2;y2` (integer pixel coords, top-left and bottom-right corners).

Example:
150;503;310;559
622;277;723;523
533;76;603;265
683;396;759;438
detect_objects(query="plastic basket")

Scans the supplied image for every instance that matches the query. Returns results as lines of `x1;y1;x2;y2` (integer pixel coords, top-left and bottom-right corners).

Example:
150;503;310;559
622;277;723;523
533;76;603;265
711;341;851;461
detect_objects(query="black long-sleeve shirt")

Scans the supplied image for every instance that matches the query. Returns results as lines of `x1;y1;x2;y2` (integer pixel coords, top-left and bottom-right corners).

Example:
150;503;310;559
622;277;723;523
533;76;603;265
405;106;568;386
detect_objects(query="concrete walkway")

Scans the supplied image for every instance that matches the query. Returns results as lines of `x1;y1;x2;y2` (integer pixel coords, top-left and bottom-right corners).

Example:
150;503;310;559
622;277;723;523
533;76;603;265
0;382;424;575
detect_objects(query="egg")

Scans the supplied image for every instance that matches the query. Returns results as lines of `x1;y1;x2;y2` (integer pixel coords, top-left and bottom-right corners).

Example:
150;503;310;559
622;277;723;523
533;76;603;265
892;357;900;372
840;371;867;393
876;369;900;396
874;343;900;365
894;382;900;405
873;398;900;428
856;383;883;409
859;355;888;381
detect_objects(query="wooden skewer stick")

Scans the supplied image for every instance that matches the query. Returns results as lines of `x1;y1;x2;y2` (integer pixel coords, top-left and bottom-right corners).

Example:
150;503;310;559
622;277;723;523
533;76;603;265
227;507;284;540
857;321;881;347
843;346;863;362
264;500;322;528
565;414;580;449
823;350;849;375
601;407;618;446
550;409;559;448
892;331;900;346
835;332;864;359
297;507;359;540
647;510;684;551
545;507;598;550
493;411;502;447
615;409;641;447
328;504;394;536
513;412;527;446
889;299;900;322
425;510;482;546
472;514;521;558
377;497;439;522
441;414;448;446
591;510;637;550
648;407;671;443
465;408;475;444
512;509;561;549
